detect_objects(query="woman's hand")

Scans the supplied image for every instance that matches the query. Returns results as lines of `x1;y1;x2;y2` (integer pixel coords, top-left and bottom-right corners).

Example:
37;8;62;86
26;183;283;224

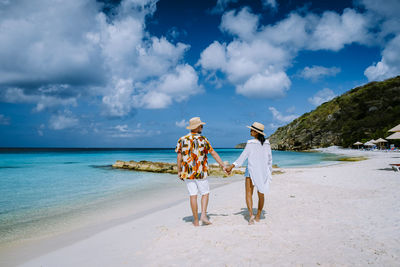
225;164;234;174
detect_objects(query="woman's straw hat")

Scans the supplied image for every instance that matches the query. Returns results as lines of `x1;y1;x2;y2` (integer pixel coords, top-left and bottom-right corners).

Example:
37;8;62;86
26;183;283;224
247;122;266;136
186;117;206;130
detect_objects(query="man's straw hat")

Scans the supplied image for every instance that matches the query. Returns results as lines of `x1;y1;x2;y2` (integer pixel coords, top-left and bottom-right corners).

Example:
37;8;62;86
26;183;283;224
247;122;266;136
186;117;206;130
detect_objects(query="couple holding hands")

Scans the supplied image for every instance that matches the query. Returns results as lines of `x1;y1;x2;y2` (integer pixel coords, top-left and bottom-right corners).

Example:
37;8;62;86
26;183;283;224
175;117;273;226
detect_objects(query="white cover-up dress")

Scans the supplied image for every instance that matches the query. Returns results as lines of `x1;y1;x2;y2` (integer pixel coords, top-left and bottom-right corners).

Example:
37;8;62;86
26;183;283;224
233;139;273;194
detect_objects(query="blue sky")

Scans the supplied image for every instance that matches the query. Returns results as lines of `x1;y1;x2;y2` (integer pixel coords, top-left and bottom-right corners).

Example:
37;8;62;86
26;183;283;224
0;0;399;148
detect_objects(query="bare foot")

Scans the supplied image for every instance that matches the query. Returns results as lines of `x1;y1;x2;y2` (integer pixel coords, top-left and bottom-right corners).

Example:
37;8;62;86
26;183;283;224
200;217;212;225
248;216;255;225
255;214;261;222
193;220;200;227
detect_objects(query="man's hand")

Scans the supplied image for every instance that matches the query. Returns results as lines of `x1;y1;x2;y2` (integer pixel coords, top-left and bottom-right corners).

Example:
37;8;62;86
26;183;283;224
178;172;183;181
222;166;230;175
225;164;234;175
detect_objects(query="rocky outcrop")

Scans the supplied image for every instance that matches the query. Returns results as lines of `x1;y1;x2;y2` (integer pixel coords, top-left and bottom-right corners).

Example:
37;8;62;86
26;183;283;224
269;76;400;150
112;160;283;177
234;143;246;149
112;160;243;177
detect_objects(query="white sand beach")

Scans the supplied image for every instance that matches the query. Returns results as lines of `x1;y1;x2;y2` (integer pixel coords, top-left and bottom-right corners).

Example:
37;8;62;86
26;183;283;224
2;149;400;266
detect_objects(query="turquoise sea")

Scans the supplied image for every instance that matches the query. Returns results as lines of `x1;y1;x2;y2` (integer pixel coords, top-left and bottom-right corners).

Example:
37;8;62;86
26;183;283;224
0;148;339;246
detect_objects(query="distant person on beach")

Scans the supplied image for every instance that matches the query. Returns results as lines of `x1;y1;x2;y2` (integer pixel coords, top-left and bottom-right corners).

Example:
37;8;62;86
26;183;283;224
226;122;272;225
175;117;227;226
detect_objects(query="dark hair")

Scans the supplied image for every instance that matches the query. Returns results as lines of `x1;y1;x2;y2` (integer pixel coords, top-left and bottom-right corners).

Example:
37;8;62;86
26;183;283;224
256;133;266;145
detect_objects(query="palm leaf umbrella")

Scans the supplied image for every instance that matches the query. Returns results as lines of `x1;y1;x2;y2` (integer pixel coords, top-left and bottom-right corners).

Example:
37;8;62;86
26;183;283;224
388;124;400;132
375;138;388;149
353;141;363;149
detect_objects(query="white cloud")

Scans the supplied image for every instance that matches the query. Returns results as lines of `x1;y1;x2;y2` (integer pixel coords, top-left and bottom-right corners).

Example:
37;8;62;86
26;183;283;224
300;65;341;81
175;119;187;128
308;88;336;106
197;41;227;71
199;7;372;99
2;87;77;112
236;70;291;98
115;125;129;132
0;0;201;118
356;0;400;80
102;78;135;117
132;64;203;109
220;8;259;40
268;107;298;124
308;9;372;51
0;114;10;125
364;35;400;81
49;113;79;130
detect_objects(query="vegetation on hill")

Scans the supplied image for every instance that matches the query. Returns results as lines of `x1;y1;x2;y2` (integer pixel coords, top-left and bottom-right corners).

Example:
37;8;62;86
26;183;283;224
268;76;400;150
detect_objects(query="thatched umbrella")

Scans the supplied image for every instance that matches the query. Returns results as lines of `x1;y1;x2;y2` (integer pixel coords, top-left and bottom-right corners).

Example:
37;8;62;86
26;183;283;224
375;138;388;149
353;141;363;149
388;124;400;132
387;132;400;140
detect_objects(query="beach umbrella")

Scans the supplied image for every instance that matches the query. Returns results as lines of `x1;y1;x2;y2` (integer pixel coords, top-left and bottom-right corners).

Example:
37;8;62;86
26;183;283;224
375;138;388;149
386;132;400;140
388;124;400;132
368;139;377;144
364;141;374;146
353;141;363;149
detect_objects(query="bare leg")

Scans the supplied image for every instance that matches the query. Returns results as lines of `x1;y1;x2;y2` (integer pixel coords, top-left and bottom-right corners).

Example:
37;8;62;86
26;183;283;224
255;191;264;222
200;193;212;225
190;195;199;226
245;177;255;225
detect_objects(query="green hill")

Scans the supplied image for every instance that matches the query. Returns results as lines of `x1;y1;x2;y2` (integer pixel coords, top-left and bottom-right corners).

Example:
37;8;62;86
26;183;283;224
269;76;400;150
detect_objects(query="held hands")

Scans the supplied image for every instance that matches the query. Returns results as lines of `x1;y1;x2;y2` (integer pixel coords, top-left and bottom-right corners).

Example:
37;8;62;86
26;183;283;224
225;164;234;175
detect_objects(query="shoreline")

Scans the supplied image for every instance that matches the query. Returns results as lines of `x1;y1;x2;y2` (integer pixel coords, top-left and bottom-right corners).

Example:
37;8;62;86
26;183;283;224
0;174;243;266
2;148;400;266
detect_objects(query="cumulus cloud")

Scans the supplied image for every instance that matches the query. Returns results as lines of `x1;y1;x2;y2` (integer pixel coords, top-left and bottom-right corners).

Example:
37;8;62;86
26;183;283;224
175;119;187;128
308;9;372;51
364;33;400;81
308;88;336;106
131;64;203;110
357;0;400;80
220;8;259;40
0;0;201;119
236;70;291;98
268;107;298;124
300;66;341;81
49;112;79;130
199;7;372;99
0;114;10;125
2;87;77;112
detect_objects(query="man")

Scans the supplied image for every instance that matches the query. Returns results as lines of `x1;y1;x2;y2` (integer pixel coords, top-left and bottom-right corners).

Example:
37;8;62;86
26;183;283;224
175;117;227;226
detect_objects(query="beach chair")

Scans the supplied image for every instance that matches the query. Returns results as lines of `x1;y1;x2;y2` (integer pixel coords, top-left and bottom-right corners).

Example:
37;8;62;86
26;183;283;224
390;164;400;172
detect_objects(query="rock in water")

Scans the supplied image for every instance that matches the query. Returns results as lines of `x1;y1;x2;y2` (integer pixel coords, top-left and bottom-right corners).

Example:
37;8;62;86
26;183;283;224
112;160;245;177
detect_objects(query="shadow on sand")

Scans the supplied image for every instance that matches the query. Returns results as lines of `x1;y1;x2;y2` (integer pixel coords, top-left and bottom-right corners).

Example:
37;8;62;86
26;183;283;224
182;208;266;224
182;213;229;225
233;208;266;222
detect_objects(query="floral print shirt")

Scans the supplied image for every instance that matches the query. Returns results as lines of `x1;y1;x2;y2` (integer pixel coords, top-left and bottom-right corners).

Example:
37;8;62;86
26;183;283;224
175;133;214;180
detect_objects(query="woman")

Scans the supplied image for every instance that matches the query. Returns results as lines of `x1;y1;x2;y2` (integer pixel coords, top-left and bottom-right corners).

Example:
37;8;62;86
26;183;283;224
226;122;273;225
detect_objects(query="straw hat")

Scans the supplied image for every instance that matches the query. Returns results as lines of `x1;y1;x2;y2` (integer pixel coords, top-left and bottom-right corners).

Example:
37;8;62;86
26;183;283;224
247;122;266;136
186;117;206;130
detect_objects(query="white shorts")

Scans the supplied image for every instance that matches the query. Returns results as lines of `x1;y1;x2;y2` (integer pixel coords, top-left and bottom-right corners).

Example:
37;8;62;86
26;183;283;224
185;178;210;196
